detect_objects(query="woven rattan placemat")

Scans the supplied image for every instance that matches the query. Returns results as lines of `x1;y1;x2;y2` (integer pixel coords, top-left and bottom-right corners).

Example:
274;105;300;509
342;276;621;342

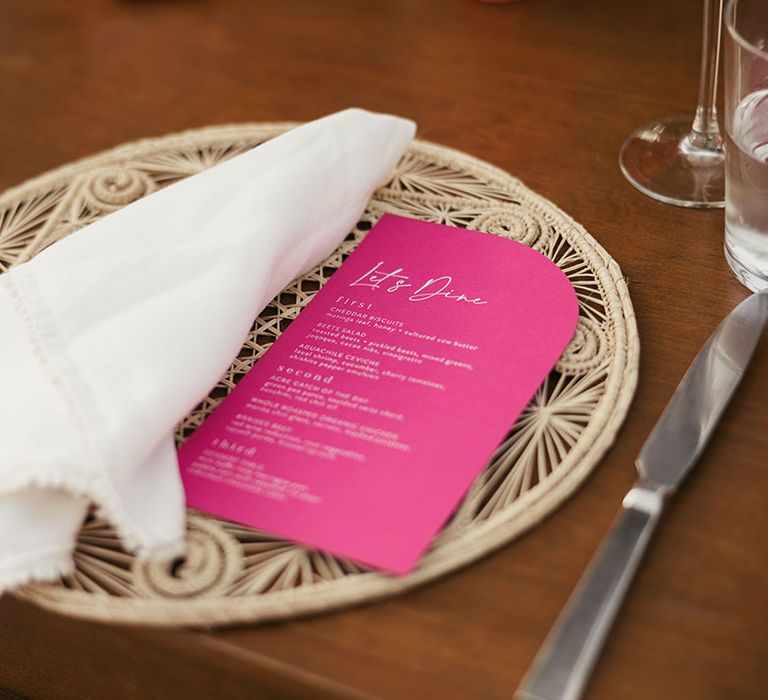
1;124;638;626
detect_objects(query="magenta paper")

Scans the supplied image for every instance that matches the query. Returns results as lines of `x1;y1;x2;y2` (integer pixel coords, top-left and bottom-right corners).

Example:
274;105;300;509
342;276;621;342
178;214;578;573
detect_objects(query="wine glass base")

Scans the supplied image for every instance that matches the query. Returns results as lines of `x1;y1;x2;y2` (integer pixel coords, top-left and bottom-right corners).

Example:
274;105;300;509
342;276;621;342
619;115;725;208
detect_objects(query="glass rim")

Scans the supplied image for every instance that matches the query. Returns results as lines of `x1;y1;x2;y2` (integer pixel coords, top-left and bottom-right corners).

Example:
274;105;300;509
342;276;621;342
725;0;768;61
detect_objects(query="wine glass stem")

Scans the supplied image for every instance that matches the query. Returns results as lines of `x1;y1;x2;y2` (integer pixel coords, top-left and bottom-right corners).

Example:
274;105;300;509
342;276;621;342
689;0;724;150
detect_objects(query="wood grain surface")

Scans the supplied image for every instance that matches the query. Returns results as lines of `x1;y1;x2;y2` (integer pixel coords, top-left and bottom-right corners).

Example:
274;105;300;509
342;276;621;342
0;1;766;698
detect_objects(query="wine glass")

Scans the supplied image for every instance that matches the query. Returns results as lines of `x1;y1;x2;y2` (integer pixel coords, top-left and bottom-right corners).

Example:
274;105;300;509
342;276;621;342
619;0;725;208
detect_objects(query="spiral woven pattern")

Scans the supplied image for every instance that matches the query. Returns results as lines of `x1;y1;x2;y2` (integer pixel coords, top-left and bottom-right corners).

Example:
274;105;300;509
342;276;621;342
2;124;638;626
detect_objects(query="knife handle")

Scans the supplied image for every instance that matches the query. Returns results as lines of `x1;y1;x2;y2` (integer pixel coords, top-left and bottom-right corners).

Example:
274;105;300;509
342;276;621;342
516;485;665;700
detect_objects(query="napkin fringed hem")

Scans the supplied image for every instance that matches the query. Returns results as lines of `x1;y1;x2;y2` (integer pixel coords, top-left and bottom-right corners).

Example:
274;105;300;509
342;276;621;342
0;545;75;593
0;273;186;562
0;469;187;563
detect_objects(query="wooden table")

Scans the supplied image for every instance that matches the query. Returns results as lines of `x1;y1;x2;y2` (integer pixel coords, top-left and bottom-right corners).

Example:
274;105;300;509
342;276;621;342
0;0;765;698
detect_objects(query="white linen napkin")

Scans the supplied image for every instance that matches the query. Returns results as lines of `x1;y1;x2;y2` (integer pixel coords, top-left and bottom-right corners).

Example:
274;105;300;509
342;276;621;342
0;108;415;592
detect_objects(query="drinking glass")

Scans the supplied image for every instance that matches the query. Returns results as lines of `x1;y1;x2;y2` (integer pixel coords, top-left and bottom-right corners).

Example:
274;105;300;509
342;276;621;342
619;0;725;208
723;0;768;291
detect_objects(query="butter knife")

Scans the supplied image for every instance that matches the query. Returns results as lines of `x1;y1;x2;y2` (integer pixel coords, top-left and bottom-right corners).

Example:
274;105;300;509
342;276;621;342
516;290;768;700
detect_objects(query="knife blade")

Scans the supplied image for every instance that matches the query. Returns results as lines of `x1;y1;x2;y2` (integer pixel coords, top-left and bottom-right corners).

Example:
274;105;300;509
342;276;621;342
516;291;768;700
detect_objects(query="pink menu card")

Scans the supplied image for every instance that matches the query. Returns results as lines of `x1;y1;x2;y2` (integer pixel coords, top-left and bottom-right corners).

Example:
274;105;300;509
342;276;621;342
178;214;578;573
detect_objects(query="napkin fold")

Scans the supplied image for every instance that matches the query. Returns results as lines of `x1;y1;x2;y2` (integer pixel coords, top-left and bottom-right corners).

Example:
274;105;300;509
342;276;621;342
0;108;415;593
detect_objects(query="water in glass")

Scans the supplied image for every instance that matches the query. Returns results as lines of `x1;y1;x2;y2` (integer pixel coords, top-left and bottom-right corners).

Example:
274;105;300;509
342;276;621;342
725;88;768;290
